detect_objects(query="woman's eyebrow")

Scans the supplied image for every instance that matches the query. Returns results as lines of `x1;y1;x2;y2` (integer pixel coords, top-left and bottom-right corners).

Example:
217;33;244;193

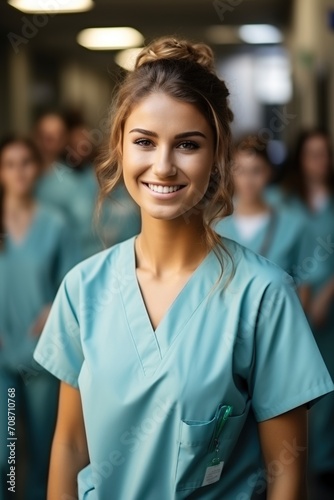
129;128;158;137
175;131;207;139
129;128;207;139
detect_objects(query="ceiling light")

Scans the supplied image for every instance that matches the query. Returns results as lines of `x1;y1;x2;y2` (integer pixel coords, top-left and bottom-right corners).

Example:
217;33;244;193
238;24;283;44
115;48;144;71
254;54;292;104
205;25;241;45
77;27;144;50
8;0;94;13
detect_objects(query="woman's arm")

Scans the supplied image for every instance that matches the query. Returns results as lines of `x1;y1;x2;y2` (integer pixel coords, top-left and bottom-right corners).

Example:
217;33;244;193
258;405;308;500
310;277;334;328
31;303;52;337
47;381;89;500
297;284;311;312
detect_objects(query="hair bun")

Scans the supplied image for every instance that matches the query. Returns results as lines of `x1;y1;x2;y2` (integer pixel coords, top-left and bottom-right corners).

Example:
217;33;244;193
135;37;216;73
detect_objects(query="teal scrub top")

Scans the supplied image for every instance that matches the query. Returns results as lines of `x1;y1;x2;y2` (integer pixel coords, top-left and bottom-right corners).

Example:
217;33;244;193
99;184;141;251
264;184;289;208
303;197;334;289
0;204;81;370
214;208;312;284
33;236;334;500
301;197;334;377
36;162;141;259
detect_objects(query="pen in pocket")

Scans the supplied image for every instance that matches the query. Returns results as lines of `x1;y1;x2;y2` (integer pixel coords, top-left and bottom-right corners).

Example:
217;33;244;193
209;405;233;452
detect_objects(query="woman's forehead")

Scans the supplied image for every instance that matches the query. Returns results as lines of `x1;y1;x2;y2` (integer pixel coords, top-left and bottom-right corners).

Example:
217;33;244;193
124;93;213;135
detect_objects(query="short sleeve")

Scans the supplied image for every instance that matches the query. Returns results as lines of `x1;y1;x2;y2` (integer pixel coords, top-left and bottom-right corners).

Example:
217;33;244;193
33;268;83;388
250;272;334;422
54;220;82;288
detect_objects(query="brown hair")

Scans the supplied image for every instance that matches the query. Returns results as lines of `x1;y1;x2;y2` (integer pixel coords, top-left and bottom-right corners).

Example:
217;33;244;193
96;36;235;276
283;129;334;201
234;135;271;166
0;136;41;250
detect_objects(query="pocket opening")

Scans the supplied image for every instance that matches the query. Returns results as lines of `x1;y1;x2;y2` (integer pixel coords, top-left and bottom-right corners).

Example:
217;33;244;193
175;401;250;492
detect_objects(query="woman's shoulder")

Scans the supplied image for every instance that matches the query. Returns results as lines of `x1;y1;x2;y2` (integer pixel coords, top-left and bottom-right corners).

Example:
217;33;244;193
37;202;69;228
62;235;135;286
221;236;294;291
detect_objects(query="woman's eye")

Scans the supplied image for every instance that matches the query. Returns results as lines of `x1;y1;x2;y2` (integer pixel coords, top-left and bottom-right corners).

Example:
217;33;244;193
134;139;153;147
178;141;199;150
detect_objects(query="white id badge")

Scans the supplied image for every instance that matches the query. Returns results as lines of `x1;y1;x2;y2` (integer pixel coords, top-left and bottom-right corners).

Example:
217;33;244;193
202;461;224;486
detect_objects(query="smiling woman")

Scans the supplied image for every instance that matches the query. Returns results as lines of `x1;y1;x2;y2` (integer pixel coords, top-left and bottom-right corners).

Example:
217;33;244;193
122;93;215;219
96;36;235;272
33;36;334;500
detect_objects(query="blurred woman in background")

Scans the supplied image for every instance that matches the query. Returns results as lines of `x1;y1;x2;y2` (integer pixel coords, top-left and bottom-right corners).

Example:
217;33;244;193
214;136;312;308
0;137;80;500
36;112;141;259
284;130;334;499
34;112;68;171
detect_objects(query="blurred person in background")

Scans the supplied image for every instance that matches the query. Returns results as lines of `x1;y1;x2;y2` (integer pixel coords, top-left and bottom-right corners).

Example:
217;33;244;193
34;111;77;233
0;137;80;500
36;111;140;259
283;130;334;499
214;136;312;308
34;112;68;170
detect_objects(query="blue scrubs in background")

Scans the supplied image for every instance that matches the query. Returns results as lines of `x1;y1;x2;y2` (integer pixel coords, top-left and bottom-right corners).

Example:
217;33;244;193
36;162;141;259
304;197;334;496
34;236;333;499
214;207;312;284
0;204;81;500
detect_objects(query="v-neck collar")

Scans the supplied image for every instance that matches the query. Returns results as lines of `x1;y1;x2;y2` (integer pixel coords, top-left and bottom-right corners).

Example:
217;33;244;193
232;213;271;251
116;236;223;376
7;204;42;250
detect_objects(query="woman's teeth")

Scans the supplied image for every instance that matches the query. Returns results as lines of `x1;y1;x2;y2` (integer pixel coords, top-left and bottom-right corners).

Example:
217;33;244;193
147;183;182;193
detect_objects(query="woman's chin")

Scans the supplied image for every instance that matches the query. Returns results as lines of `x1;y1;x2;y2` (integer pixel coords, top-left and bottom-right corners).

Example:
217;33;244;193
141;204;193;222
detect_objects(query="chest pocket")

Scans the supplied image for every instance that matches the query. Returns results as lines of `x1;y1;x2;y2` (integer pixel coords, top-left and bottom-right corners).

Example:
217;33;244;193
175;401;250;493
77;464;97;500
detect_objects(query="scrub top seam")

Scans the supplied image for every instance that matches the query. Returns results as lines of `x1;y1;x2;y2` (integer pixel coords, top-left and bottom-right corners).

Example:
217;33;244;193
148;288;218;378
253;380;334;422
7;203;43;250
115;241;220;377
115;264;162;375
33;350;79;389
127;261;163;360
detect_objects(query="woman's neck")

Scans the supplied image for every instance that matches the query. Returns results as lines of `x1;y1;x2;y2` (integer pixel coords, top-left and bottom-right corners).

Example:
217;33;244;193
304;181;330;212
306;179;329;195
3;193;35;215
136;212;209;278
235;198;269;216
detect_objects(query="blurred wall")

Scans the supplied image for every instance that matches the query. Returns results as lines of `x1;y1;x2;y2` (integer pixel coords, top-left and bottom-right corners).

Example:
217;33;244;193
1;41;114;136
1;0;334;143
287;0;334;142
8;48;32;134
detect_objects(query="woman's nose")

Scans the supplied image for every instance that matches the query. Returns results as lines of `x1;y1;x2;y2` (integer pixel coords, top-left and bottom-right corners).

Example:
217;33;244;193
151;149;177;177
